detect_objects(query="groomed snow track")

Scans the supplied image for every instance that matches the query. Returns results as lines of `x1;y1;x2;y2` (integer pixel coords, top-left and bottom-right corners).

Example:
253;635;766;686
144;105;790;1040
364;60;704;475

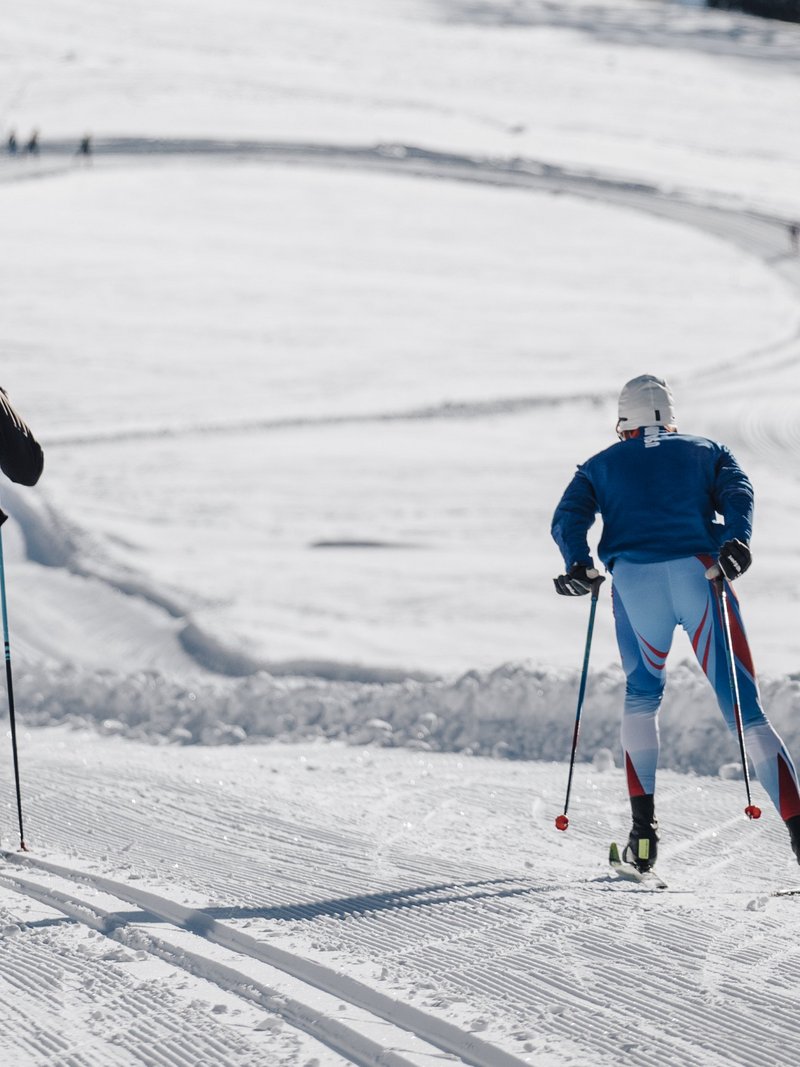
0;849;531;1067
4;742;800;1067
3;137;800;296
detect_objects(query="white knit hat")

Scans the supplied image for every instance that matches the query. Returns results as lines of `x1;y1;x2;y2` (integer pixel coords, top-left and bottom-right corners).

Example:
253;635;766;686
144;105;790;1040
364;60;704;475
617;374;676;429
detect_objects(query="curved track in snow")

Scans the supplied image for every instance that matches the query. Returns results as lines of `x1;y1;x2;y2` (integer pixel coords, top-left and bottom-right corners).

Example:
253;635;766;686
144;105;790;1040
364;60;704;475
31;136;800;273
8;136;797;455
2;136;799;684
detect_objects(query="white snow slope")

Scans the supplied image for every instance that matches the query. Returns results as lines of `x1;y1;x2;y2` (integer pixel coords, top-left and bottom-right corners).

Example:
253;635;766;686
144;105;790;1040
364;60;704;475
1;1;800;1064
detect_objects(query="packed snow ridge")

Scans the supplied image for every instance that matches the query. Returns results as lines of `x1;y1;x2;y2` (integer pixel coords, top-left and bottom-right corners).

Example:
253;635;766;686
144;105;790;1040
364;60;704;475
5;474;800;779
14;659;800;780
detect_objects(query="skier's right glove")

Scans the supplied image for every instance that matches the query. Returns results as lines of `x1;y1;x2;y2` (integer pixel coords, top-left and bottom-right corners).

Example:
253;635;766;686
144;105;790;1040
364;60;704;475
717;539;752;582
553;564;601;596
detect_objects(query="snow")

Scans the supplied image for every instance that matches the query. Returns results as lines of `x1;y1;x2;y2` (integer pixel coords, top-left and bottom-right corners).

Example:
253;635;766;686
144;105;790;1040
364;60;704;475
4;731;800;1066
2;163;798;676
1;0;800;1063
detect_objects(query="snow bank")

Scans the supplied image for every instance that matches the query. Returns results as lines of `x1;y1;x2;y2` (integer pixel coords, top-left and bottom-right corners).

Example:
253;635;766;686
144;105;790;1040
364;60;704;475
13;660;800;777
5;482;800;778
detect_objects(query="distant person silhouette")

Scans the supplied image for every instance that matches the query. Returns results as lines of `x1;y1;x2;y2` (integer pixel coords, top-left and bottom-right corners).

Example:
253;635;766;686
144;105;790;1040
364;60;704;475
7;131;17;156
25;130;39;155
75;134;92;165
790;222;799;255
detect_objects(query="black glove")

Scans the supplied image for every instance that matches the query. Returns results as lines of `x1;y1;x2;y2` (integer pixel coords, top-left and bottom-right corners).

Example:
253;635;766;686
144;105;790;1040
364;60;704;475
554;564;601;596
717;539;751;581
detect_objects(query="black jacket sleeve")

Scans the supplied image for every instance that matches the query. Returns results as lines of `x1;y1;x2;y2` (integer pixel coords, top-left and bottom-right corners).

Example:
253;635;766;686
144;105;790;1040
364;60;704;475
0;389;44;486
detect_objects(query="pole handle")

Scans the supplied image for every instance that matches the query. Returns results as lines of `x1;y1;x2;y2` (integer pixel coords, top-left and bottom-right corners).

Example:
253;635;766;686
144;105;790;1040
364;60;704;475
589;574;606;599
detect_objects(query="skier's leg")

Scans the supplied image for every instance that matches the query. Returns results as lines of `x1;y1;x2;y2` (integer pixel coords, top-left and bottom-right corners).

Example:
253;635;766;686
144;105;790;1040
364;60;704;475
677;556;800;848
611;561;677;869
612;560;677;797
714;587;800;840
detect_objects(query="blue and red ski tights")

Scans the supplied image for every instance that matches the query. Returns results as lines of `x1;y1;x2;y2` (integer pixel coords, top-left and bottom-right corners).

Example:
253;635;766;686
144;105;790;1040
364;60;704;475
612;555;800;823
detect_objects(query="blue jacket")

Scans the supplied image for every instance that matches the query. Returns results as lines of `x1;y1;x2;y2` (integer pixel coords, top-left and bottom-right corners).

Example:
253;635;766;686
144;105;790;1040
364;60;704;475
551;428;753;570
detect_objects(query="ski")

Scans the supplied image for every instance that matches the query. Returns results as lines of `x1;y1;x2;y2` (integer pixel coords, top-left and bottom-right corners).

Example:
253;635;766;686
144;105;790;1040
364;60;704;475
609;842;668;889
773;888;800;897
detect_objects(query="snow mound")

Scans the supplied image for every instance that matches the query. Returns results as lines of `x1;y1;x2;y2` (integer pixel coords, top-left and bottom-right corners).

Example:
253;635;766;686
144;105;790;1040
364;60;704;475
13;660;800;777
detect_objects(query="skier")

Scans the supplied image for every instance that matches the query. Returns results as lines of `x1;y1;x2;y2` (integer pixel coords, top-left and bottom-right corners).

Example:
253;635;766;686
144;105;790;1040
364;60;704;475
75;134;92;162
790;222;799;256
551;374;800;873
0;388;43;489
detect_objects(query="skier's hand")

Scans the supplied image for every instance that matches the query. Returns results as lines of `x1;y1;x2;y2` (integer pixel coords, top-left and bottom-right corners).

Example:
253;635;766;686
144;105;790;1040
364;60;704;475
553;564;602;596
717;539;752;581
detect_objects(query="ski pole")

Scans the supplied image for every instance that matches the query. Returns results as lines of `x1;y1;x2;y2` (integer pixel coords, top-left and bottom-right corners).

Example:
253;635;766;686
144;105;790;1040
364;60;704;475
555;574;605;831
0;508;28;850
708;570;761;820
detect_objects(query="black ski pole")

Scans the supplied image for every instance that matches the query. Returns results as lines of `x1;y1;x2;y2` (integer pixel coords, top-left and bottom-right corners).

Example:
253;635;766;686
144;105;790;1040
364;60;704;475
555;574;605;831
710;571;761;820
0;508;28;850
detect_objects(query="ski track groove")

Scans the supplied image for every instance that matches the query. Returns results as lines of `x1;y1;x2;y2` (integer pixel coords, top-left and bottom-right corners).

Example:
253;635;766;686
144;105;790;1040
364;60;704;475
0;853;535;1067
0;870;363;1067
2;990;98;1065
373;880;800;1067
0;912;300;1066
1;947;66;1004
357;900;739;1067
33;763;524;919
7;747;800;1066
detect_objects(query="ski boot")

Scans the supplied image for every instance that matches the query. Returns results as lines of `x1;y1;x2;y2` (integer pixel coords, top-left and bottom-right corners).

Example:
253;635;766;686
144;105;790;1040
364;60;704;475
786;814;800;865
622;794;659;873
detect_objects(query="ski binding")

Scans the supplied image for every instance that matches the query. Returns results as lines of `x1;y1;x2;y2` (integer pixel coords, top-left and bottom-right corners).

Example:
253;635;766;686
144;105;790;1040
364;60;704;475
609;842;667;889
